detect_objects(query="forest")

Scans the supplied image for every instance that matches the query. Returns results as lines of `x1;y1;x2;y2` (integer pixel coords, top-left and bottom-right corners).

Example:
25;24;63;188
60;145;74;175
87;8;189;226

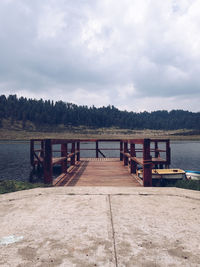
0;94;200;130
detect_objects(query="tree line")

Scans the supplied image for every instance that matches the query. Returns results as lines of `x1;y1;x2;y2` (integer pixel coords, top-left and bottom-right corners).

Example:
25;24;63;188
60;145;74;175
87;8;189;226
0;94;200;130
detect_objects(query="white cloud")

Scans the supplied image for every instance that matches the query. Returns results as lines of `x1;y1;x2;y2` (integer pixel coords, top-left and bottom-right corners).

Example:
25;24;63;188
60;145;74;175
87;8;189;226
0;0;200;112
37;6;66;40
117;83;138;101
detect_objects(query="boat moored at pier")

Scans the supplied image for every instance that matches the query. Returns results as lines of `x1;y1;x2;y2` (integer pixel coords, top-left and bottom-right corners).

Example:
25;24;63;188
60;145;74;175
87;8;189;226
137;169;186;180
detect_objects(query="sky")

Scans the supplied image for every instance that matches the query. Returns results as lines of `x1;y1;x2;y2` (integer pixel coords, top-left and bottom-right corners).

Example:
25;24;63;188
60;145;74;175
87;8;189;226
0;0;200;112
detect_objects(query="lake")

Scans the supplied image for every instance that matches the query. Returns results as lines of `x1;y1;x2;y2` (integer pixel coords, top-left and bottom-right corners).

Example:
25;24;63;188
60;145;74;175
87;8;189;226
0;140;200;182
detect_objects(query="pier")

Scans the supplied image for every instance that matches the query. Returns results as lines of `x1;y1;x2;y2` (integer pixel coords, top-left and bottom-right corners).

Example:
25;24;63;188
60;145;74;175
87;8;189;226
30;138;171;187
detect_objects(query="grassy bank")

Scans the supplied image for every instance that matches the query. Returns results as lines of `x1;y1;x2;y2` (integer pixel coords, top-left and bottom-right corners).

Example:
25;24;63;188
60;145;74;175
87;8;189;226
1;118;200;140
0;179;199;195
169;180;200;191
1;126;200;141
154;179;200;191
0;180;50;194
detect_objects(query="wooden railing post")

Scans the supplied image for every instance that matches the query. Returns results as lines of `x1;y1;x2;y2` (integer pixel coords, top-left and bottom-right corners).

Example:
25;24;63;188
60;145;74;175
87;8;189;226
96;141;99;158
77;141;80;161
130;143;136;173
143;139;152;187
71;142;76;165
30;140;34;167
154;141;158;169
61;143;68;173
120;141;123;161
123;141;128;166
41;140;44;158
44;139;52;184
155;141;159;157
166;140;171;168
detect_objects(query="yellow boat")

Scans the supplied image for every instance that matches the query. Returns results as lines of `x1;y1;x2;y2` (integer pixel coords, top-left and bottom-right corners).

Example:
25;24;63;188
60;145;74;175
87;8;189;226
137;169;186;180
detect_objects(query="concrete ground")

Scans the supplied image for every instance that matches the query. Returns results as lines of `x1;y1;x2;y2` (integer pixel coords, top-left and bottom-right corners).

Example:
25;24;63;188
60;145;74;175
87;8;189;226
0;187;200;267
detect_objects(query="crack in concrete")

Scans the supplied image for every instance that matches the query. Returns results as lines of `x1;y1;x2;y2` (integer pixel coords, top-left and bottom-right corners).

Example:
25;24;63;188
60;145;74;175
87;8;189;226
108;194;118;267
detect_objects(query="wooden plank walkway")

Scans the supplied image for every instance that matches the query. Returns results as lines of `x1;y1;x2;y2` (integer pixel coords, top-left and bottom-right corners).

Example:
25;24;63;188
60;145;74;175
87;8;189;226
53;158;142;187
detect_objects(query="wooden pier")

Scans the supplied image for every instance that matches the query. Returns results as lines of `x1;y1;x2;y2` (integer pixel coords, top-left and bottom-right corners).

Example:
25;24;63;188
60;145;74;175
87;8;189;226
30;138;171;187
53;158;141;187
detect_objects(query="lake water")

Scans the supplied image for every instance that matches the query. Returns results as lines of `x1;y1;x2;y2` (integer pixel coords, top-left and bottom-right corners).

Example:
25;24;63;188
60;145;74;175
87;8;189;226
0;140;199;182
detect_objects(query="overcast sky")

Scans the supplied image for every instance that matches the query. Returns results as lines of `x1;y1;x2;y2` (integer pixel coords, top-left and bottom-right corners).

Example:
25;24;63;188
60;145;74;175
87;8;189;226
0;0;200;112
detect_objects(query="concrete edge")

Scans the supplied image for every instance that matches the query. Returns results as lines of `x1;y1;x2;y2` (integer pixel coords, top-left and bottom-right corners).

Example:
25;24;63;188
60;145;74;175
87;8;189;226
0;186;200;202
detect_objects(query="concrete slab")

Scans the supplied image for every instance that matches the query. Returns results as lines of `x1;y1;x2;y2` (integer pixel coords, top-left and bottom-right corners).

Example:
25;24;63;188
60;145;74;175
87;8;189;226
0;187;200;266
0;193;115;266
111;194;200;266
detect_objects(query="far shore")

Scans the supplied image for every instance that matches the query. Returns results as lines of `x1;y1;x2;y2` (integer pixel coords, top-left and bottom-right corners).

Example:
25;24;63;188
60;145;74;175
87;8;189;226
0;127;200;141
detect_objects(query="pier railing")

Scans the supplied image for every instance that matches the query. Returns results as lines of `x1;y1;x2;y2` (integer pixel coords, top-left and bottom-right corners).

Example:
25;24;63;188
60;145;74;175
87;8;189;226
120;139;170;186
30;138;170;187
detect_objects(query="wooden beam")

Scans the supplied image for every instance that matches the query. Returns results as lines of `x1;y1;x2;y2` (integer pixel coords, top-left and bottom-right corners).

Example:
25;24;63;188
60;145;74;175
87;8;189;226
44;139;52;184
71;142;76;165
143;139;152;187
77;142;80;161
154;141;158;169
123;142;128;166
41;141;44;158
154;141;159;158
30;140;34;167
150;139;170;142
126;139;145;144
98;149;106;158
61;143;68;173
120;141;123;161
166;140;171;166
130;143;136;174
96;141;98;158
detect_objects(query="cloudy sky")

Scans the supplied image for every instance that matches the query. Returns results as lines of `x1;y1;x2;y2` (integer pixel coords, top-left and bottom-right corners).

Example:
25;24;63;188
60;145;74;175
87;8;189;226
0;0;200;112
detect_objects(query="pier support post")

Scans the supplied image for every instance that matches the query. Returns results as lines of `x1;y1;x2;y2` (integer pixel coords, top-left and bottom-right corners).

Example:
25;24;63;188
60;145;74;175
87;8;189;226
166;140;171;168
123;141;128;166
154;141;158;169
61;143;68;173
77;142;80;161
143;139;152;187
41;141;44;158
130;143;136;173
96;141;99;158
71;142;76;165
120;141;123;161
30;140;34;167
44;139;52;184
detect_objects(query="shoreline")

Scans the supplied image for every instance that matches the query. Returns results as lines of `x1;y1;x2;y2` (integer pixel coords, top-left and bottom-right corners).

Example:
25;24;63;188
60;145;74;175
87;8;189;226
0;128;200;141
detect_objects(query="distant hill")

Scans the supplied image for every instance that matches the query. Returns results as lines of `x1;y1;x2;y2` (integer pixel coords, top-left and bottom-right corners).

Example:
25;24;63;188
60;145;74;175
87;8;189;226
0;94;200;130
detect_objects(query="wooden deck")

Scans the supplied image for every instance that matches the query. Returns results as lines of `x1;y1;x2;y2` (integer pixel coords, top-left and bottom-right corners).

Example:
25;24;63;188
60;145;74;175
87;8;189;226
53;158;142;187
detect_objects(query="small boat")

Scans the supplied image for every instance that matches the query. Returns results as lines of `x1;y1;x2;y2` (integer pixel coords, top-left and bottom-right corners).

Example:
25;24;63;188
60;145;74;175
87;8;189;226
137;169;186;180
185;170;200;180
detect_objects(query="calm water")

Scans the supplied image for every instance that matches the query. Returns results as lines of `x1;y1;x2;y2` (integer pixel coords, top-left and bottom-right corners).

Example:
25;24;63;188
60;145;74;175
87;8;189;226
0;140;199;182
